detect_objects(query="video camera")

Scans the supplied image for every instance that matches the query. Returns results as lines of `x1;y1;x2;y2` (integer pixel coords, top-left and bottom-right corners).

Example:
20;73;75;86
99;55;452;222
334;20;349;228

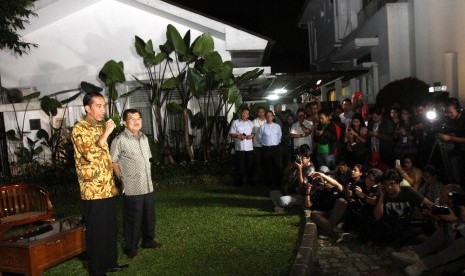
430;191;465;216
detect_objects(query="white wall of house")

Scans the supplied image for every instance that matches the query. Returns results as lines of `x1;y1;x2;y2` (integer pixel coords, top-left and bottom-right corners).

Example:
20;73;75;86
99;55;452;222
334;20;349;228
0;0;269;165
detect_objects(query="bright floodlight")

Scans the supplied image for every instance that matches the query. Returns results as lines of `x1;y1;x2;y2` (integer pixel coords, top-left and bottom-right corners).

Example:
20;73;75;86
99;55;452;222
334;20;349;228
267;94;280;101
426;109;437;121
273;88;287;94
316;79;322;85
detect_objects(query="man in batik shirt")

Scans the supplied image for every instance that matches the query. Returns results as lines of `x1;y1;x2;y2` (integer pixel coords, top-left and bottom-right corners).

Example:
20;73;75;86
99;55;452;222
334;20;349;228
72;92;127;275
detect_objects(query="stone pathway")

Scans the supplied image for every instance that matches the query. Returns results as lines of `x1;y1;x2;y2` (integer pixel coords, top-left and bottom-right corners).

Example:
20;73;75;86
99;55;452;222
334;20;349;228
313;236;405;276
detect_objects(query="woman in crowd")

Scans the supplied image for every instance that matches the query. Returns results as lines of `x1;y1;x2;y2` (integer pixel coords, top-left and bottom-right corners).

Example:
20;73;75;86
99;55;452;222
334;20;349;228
396;155;423;190
393;107;417;160
343;113;368;165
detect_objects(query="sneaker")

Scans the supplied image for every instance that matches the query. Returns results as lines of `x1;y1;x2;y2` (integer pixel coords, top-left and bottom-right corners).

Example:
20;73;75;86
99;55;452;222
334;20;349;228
336;232;352;243
404;261;427;276
391;249;421;264
274;206;285;214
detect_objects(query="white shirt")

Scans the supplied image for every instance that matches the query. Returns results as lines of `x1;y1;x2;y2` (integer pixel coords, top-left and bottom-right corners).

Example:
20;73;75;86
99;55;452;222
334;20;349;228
290;120;313;150
252;118;266;147
339;111;354;127
229;119;254;151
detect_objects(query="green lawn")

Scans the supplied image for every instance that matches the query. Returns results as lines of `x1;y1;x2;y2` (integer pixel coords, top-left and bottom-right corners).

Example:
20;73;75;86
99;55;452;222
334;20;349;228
44;181;303;276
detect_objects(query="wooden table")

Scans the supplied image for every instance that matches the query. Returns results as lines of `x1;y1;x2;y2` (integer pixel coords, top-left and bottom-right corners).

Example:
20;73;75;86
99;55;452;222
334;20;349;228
0;216;86;276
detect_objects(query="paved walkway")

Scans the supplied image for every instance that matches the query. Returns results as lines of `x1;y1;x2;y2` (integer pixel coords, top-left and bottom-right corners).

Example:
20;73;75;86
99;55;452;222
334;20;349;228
313;236;405;276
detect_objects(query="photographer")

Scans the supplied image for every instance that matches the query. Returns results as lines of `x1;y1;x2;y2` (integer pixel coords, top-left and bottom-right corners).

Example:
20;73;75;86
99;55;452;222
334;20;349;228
269;145;315;213
342;168;382;241
304;169;347;240
392;185;465;276
437;99;465;185
368;169;434;248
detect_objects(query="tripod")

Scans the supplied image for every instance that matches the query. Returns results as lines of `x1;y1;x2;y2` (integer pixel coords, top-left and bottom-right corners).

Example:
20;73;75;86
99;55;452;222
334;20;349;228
426;137;454;183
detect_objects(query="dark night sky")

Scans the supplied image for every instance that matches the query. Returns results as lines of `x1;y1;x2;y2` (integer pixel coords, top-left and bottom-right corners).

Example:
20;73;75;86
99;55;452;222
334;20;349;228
166;0;309;73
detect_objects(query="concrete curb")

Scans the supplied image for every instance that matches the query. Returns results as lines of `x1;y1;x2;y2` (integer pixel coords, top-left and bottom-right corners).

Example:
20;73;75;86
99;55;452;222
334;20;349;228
289;210;317;276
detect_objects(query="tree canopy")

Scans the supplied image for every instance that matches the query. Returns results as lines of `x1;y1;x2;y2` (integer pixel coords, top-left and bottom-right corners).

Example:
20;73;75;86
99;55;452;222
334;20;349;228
0;0;37;55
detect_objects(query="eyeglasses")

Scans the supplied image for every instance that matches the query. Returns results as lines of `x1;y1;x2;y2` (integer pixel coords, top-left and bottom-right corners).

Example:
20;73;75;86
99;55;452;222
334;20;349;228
127;118;142;122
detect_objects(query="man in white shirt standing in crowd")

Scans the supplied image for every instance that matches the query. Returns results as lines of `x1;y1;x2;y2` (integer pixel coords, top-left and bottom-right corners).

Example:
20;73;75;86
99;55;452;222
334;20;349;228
229;107;255;186
339;98;354;127
258;110;283;189
290;108;313;154
252;107;266;186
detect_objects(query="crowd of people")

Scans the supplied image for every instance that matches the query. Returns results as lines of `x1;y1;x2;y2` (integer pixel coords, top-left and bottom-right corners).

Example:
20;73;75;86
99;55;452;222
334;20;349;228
229;93;465;275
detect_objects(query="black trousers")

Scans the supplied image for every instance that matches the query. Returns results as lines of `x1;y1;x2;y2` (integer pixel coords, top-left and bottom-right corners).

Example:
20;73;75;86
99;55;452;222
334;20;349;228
234;150;254;186
123;192;156;253
262;145;283;188
84;197;118;275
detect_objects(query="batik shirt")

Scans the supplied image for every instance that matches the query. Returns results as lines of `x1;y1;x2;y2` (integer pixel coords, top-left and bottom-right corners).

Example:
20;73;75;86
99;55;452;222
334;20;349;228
110;128;154;196
72;117;116;200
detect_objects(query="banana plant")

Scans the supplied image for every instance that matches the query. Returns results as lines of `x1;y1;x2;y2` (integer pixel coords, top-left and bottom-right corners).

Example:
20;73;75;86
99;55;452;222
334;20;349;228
111;24;263;162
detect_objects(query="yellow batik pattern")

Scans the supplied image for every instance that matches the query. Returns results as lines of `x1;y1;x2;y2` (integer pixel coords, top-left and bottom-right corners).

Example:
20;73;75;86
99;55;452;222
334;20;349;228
71;118;117;200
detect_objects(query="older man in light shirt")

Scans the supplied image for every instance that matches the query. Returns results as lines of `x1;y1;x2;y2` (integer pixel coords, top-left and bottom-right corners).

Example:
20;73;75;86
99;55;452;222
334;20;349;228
258;110;282;188
229;107;255;186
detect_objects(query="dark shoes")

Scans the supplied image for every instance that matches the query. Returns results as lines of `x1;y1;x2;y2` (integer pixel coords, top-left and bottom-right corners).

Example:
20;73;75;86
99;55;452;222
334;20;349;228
125;250;138;259
106;264;129;273
142;241;163;249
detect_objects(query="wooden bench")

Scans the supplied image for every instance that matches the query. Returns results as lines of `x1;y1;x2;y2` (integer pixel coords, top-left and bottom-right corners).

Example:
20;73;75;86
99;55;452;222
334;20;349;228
0;184;54;235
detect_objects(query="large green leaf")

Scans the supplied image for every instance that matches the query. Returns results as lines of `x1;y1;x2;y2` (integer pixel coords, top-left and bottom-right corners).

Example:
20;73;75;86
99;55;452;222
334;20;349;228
120;86;141;98
222;85;240;104
166;102;183;114
36;128;50;141
235;68;264;83
61;91;82;105
5;88;22;103
99;60;126;85
22;91;40;101
40;96;61;116
190;111;205;129
145;39;154;54
134;36;147;57
215;61;234;82
80;81;102;93
187;67;206;98
6;130;19;141
161;77;179;91
192;33;214;58
146;52;167;66
203;51;223;73
167;24;188;57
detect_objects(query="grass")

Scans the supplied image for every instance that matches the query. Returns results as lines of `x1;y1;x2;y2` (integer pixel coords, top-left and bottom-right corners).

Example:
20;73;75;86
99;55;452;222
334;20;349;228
43;180;304;276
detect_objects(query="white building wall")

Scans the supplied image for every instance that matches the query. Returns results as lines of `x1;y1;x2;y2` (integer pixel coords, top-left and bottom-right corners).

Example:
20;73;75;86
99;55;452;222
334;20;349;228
412;0;465;100
386;4;411;82
0;0;231;96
